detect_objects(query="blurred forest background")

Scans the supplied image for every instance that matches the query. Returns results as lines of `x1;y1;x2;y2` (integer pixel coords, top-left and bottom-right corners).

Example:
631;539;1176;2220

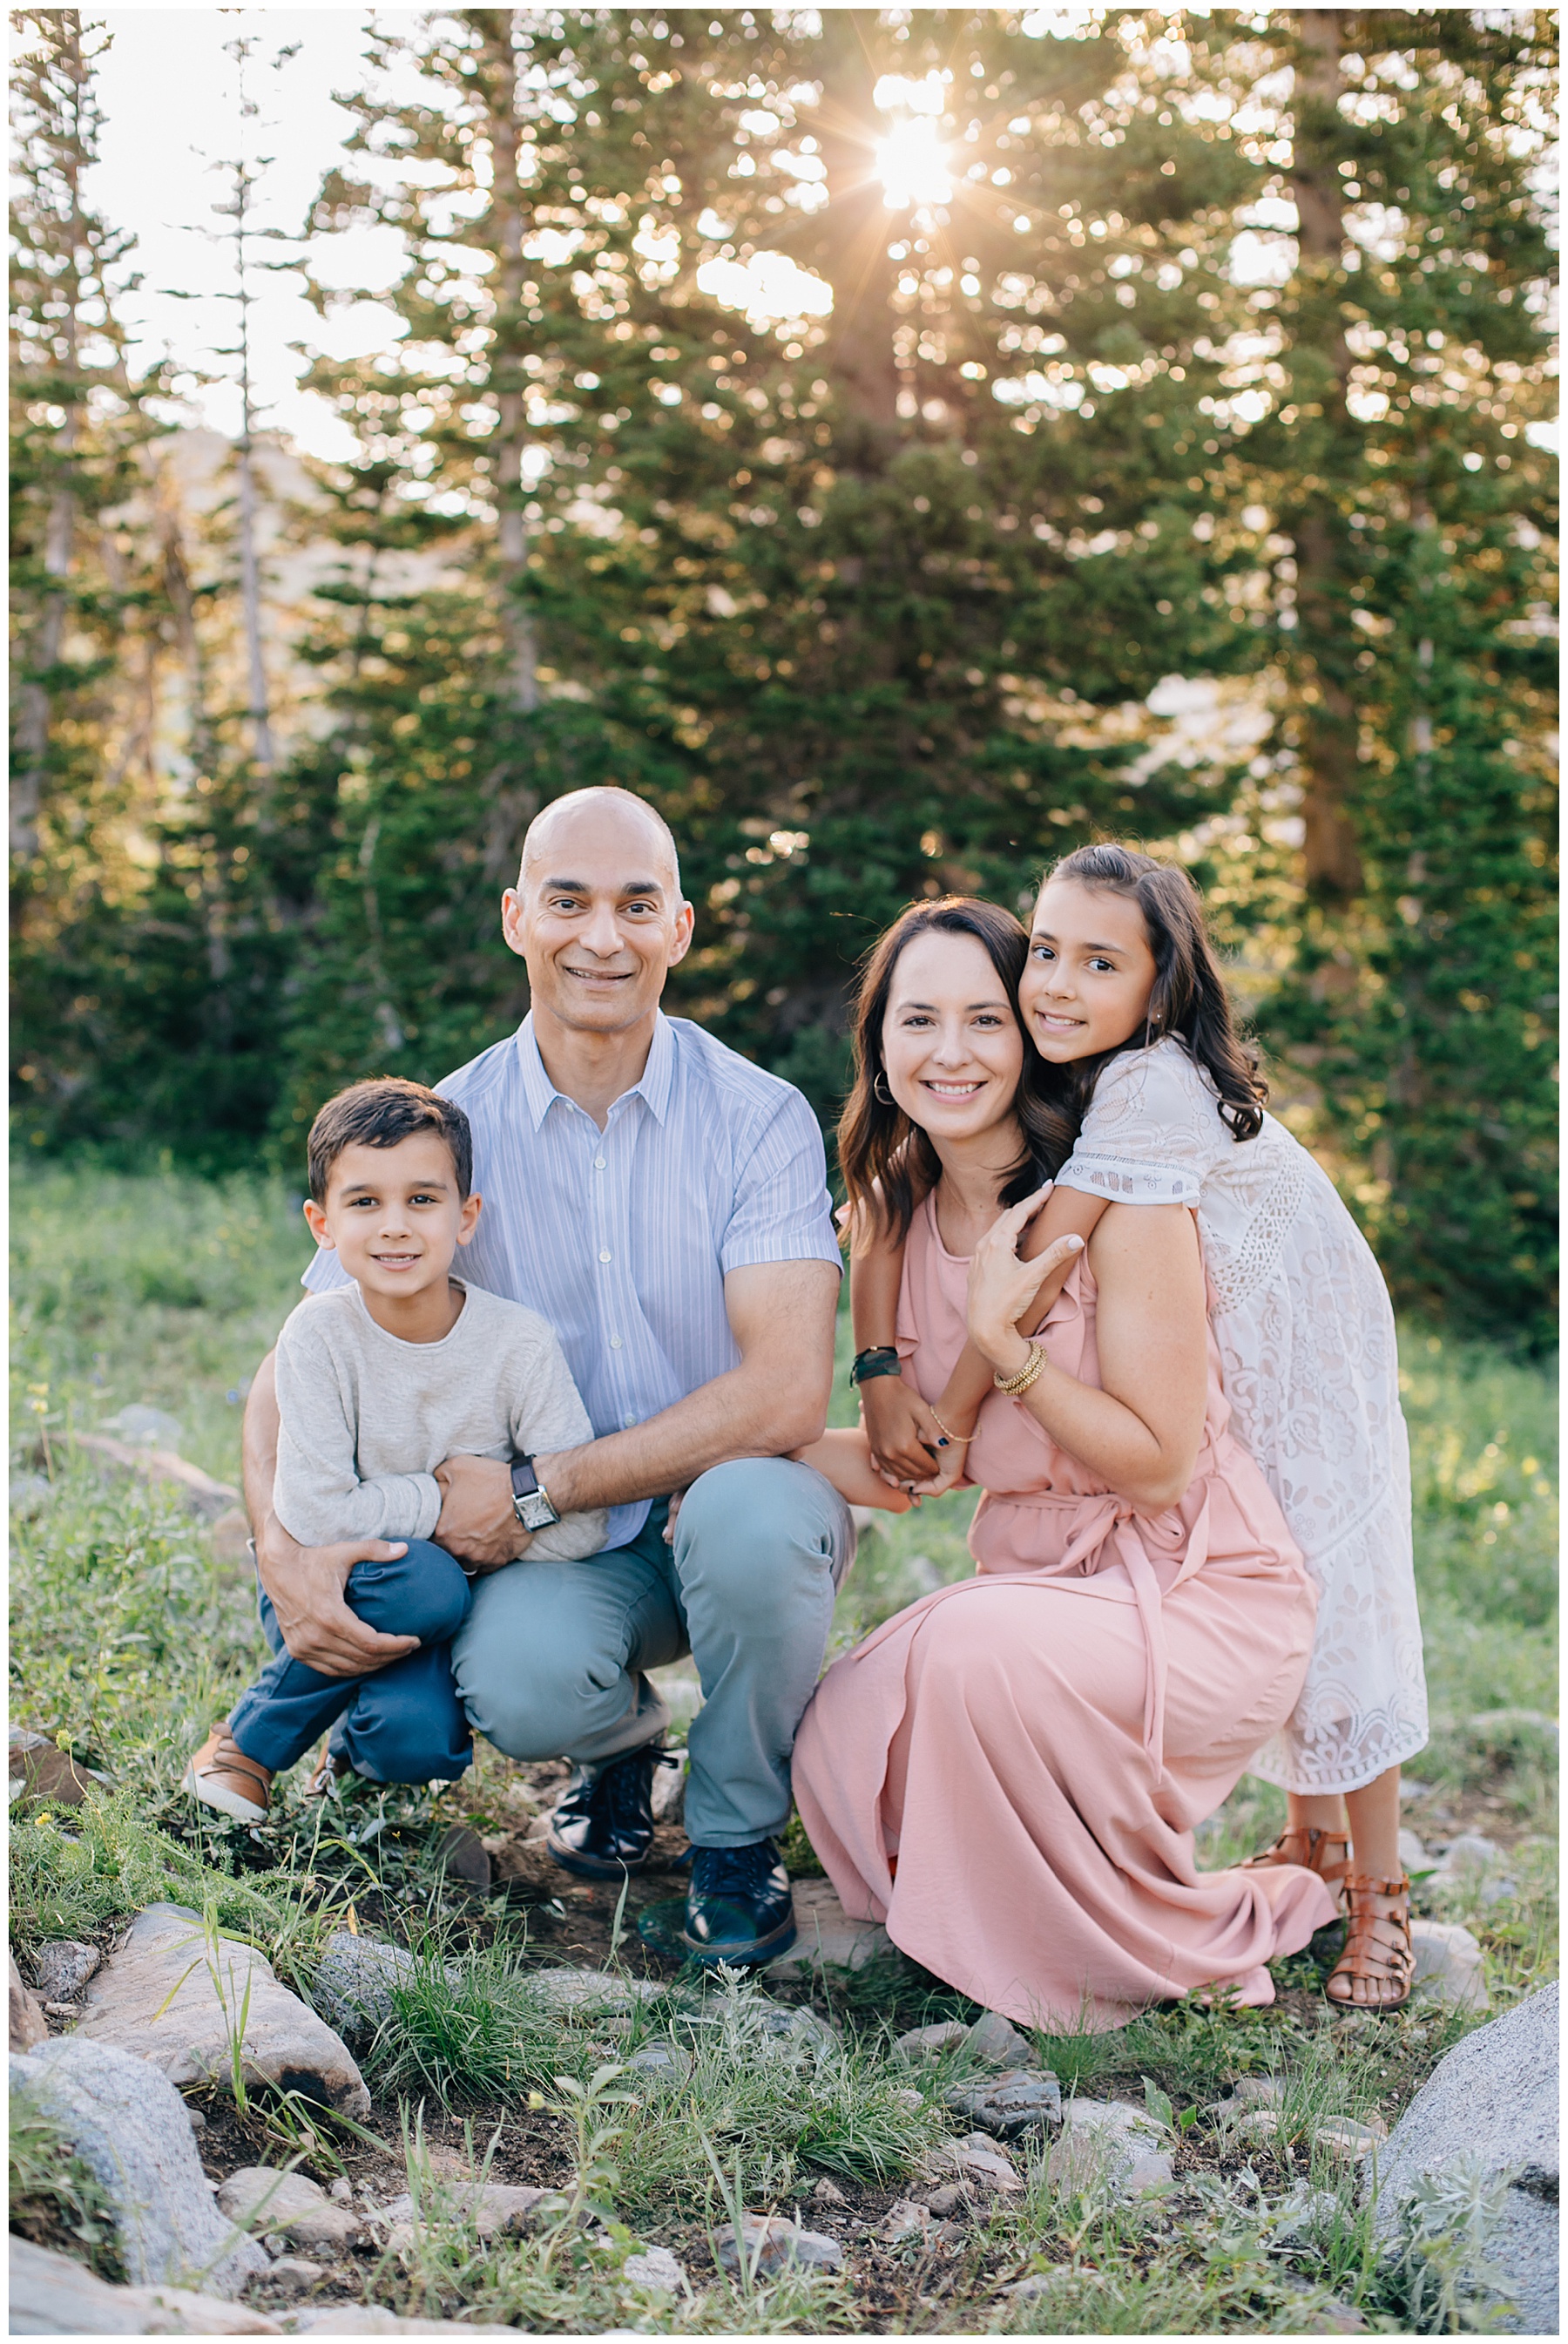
10;6;1558;1346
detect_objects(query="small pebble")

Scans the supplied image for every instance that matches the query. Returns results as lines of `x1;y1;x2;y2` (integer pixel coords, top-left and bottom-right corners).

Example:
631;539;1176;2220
811;2175;848;2206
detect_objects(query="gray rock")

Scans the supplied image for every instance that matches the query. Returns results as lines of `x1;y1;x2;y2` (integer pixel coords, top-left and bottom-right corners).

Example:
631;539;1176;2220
895;2019;970;2063
964;2009;1037;2068
372;2180;555;2239
622;2244;688;2292
526;1966;666;2015
33;1939;101;2002
10;2035;269;2293
1315;2116;1387;2163
923;2135;1023;2193
1435;1833;1501;1878
101;1404;186;1447
1369;1981;1557;2335
261;2256;326;2298
1048;2099;1173;2198
880;2197;934;2240
713;2214;844;2274
811;2174;848;2205
288;2314;519;2336
945;2064;1062;2137
626;2036;693;2083
649;1749;688;1825
78;1902;370;2115
10;1951;48;2051
765;1880;891;1977
1397;1830;1430;1873
9;2238;282;2334
1409;1919;1490;2012
216;2167;363;2252
309;1933;456;2044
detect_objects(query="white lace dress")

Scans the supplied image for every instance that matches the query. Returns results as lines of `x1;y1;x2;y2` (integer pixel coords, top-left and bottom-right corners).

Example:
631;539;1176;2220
1055;1037;1428;1795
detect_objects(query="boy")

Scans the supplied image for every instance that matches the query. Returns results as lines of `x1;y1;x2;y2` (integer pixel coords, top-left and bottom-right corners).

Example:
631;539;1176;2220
184;1077;607;1821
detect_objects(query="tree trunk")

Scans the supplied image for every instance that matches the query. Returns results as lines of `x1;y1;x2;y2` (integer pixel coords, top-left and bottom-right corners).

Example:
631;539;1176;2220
803;13;902;453
11;468;74;862
481;8;539;717
1288;9;1364;901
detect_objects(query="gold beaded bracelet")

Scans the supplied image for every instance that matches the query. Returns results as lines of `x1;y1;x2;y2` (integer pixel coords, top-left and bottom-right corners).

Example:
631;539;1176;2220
929;1407;971;1446
993;1343;1045;1397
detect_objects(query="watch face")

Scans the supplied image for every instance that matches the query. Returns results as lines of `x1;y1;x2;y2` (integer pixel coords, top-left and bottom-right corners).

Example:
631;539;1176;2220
517;1489;558;1531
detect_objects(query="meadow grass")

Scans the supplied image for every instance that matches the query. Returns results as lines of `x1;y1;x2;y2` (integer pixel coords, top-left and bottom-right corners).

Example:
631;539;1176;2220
9;1161;1558;2334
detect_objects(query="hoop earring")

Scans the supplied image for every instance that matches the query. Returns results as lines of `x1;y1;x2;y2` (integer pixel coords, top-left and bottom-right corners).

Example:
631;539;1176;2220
873;1073;895;1107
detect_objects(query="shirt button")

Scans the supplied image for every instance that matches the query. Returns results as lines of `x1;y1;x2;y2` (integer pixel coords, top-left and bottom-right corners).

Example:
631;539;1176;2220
622;1413;638;1429
594;1157;606;1170
598;1250;612;1263
610;1335;623;1349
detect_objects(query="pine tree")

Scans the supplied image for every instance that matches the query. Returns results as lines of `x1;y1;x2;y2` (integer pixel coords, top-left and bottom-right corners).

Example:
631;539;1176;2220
9;9;176;1146
1238;9;1558;1343
278;7;1269;1128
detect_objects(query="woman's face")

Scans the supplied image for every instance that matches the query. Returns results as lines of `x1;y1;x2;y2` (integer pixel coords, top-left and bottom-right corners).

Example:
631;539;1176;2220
1019;878;1159;1064
880;930;1025;1147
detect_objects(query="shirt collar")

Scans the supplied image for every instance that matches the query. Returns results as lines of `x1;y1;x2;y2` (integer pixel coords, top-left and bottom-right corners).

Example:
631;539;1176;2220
513;1010;675;1132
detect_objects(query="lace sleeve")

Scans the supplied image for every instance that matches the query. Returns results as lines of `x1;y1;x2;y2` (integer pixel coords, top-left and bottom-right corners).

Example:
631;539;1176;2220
1054;1041;1229;1209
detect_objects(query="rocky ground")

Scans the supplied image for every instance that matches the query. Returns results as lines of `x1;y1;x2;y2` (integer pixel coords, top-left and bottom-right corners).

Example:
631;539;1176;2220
9;1165;1560;2334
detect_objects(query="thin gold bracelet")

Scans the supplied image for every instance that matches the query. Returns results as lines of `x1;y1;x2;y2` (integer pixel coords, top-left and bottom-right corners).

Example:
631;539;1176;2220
929;1408;972;1446
993;1343;1045;1397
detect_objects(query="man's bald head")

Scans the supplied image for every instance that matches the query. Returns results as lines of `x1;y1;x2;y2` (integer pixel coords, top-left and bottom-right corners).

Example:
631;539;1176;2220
520;788;682;899
502;784;694;1046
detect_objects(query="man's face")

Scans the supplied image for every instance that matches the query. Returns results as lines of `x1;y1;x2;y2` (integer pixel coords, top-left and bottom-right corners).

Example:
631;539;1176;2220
501;801;693;1037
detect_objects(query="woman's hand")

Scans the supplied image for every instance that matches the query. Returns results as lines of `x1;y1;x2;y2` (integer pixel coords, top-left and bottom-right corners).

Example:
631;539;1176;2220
966;1189;1085;1372
859;1374;950;1490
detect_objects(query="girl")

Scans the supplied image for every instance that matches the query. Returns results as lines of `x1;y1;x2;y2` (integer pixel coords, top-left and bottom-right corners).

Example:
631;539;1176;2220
793;897;1335;2028
848;845;1427;2011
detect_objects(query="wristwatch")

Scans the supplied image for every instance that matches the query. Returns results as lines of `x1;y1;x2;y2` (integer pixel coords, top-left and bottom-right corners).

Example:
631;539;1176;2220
510;1456;562;1534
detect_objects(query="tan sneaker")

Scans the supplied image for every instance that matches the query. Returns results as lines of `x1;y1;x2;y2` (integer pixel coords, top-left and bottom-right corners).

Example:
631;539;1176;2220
183;1724;272;1822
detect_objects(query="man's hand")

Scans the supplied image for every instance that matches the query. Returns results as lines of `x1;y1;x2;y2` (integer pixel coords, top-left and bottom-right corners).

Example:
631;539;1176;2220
433;1455;531;1570
257;1517;420;1679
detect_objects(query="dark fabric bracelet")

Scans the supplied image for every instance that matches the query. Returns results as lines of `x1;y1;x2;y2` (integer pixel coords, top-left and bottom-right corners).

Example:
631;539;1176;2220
850;1346;903;1385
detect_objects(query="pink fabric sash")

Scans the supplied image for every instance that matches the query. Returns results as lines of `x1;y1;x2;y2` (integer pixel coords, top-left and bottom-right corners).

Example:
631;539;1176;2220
853;1484;1213;1784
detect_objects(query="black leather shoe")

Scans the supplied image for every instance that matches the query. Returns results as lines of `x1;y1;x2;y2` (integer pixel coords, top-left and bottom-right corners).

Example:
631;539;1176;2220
680;1838;797;1966
547;1741;672;1879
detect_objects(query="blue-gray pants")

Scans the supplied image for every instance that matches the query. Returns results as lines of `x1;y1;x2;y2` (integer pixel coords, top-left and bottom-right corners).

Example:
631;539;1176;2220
451;1458;854;1849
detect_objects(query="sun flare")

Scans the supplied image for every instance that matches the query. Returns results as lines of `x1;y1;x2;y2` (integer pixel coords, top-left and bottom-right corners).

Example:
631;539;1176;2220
875;115;953;210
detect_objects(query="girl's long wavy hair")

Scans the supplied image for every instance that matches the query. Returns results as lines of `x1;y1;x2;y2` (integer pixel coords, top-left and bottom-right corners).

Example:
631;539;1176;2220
838;898;1060;1245
1042;843;1267;1147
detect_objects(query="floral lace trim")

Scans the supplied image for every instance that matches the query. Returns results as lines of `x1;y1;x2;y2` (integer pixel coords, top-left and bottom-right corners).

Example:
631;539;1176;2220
1204;1152;1309;1316
1058;1154;1202;1207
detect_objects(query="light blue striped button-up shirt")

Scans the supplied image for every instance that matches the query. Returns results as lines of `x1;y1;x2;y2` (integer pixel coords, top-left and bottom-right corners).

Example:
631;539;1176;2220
301;1011;841;1548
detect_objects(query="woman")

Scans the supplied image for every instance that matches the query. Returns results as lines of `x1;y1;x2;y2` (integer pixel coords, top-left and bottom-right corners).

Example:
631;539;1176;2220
793;898;1335;2029
845;848;1426;2009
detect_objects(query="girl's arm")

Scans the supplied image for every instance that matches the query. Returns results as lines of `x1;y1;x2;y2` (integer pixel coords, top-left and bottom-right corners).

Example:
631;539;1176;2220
847;1204;954;1487
967;1202;1207;1511
792;1426;916;1513
929;1186;1110;1443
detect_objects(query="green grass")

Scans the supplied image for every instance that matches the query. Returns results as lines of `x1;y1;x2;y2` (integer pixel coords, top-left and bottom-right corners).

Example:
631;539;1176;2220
9;1162;1558;2334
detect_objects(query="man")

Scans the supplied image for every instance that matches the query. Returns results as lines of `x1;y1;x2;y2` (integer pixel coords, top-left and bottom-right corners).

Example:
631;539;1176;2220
243;786;848;1963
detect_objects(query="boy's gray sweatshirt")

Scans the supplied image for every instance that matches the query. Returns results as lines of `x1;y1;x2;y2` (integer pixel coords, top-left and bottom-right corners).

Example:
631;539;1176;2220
273;1279;608;1557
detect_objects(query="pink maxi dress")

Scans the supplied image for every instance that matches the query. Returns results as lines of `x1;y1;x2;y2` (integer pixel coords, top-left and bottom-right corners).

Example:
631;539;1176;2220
792;1197;1337;2030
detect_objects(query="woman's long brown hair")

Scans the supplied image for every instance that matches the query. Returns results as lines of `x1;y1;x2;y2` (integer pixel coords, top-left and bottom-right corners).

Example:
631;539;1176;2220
837;898;1064;1246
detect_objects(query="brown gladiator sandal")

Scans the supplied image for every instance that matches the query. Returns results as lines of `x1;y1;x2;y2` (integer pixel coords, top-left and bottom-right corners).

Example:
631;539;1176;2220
1240;1826;1353;1914
1325;1873;1414;2011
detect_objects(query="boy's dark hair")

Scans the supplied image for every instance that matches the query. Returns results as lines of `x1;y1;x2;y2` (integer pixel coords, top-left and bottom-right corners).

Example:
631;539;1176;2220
307;1078;473;1203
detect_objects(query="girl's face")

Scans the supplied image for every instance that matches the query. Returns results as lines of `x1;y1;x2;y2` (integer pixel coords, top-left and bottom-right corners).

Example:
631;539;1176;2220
1020;878;1159;1064
881;930;1025;1147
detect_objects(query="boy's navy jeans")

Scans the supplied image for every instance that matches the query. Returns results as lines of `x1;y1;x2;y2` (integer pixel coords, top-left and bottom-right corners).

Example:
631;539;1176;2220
228;1541;472;1785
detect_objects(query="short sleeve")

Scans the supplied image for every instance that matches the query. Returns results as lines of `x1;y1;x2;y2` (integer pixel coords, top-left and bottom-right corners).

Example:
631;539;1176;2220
720;1089;842;1277
1054;1042;1229;1209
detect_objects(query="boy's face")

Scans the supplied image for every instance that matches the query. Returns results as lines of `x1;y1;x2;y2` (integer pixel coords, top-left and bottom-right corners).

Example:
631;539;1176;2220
303;1134;481;1303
